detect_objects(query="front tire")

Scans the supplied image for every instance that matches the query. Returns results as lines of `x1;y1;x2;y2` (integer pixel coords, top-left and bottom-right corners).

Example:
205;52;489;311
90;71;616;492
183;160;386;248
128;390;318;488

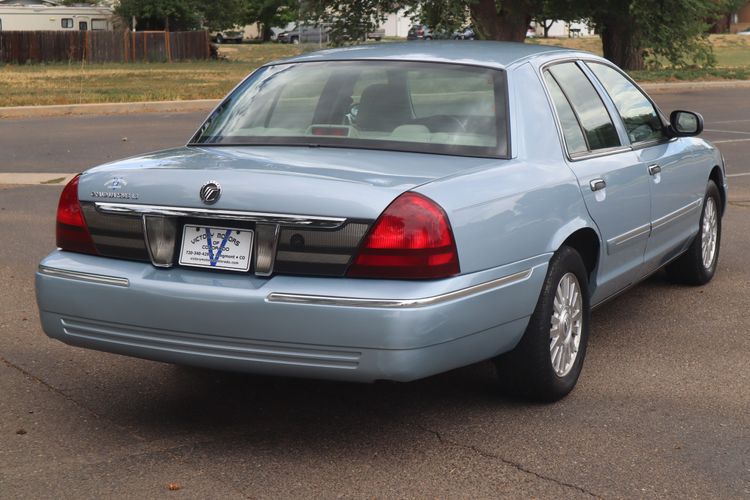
495;246;591;402
665;180;722;285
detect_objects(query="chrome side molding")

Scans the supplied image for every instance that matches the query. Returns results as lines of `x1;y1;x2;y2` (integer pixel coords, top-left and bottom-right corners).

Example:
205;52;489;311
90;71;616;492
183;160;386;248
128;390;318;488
266;268;535;309
606;223;651;254
94;202;347;229
38;265;129;287
651;198;702;231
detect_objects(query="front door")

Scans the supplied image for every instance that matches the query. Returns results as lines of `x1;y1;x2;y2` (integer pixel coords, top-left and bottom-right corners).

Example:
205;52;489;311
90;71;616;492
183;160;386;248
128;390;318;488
583;62;706;275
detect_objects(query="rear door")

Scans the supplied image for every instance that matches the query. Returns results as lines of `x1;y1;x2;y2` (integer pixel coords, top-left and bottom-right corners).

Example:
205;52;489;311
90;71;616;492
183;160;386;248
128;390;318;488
585;62;706;275
543;62;651;303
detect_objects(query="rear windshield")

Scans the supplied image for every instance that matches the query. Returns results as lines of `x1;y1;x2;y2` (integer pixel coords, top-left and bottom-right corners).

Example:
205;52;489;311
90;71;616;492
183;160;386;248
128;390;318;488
191;61;508;158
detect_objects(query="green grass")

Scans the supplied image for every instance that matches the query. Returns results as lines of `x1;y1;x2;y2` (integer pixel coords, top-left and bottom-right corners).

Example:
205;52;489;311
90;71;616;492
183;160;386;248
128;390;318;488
1;35;749;107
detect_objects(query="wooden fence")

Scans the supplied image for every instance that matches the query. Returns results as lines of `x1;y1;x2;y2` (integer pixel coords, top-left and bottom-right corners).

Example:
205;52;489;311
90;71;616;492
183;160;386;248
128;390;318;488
0;30;211;64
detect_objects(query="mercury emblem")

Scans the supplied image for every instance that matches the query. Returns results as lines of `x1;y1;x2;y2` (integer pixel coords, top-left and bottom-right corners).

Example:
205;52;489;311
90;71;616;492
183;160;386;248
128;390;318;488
199;181;221;205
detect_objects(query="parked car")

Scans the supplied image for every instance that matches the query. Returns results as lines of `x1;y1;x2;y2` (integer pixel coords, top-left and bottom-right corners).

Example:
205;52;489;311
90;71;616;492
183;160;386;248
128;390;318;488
452;26;476;40
738;27;750;35
211;29;244;44
277;24;330;44
407;24;448;40
367;28;385;41
37;42;726;402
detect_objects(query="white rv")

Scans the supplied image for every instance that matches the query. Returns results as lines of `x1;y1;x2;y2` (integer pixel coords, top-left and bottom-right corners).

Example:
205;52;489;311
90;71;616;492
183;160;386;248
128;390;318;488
0;1;114;32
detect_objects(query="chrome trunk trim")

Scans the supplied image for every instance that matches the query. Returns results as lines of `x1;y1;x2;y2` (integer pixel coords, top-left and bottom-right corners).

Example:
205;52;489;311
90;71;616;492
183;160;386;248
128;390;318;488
38;265;129;287
94;203;347;229
265;268;534;309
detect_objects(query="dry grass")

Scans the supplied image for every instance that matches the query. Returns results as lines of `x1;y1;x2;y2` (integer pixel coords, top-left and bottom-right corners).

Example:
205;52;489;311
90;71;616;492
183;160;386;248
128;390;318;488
0;44;308;107
1;36;749;107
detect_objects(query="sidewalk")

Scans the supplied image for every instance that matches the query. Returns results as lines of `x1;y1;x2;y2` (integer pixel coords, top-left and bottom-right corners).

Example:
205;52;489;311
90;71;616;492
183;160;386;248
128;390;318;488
2;80;750;119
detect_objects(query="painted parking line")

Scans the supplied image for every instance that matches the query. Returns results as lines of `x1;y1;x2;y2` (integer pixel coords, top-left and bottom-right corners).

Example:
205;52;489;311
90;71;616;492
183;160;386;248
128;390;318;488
713;138;750;144
0;173;76;186
709;119;750;125
704;129;750;135
727;172;750;178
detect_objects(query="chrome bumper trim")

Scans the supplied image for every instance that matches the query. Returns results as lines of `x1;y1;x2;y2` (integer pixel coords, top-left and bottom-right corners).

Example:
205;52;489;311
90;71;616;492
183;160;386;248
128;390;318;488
266;268;534;309
38;265;129;287
94;202;346;229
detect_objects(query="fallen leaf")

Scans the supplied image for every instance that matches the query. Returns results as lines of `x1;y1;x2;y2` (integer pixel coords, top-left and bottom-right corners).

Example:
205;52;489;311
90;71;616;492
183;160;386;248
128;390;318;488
16;429;27;435
167;483;181;491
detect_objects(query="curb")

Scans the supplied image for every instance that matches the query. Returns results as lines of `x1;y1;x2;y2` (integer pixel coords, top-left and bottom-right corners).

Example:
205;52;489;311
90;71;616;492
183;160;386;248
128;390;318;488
639;80;750;93
0;173;77;186
1;80;750;119
0;99;219;119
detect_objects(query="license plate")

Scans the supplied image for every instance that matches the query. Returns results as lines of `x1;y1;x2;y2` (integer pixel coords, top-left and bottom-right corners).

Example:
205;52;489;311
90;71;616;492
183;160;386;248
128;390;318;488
179;225;253;272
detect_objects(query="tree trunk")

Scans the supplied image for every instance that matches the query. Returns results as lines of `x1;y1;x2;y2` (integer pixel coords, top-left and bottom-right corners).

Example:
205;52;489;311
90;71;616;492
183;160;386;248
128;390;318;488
543;20;553;38
261;24;273;42
470;0;536;42
599;15;644;70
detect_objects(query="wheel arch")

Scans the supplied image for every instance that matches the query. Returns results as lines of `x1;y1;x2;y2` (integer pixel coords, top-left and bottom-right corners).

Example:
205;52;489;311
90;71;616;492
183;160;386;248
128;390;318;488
709;165;727;215
556;226;601;286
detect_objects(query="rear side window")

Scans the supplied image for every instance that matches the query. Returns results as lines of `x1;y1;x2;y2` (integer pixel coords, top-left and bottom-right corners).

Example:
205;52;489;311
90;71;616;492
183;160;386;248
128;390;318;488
587;62;666;144
547;63;620;151
543;72;587;154
61;18;73;29
92;19;108;31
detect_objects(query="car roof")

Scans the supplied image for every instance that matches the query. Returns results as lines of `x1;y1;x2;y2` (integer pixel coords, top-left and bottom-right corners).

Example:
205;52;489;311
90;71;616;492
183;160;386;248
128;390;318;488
272;41;585;70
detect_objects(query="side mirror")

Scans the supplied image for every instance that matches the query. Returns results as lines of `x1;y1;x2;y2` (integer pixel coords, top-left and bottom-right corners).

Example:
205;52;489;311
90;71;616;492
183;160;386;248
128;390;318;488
669;110;703;137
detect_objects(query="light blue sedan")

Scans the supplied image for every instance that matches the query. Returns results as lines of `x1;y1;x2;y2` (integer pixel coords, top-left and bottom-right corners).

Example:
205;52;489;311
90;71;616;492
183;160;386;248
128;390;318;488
36;42;726;401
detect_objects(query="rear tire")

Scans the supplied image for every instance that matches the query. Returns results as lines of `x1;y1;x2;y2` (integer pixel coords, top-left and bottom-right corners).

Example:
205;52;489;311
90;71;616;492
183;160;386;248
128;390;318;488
215;34;224;44
665;180;722;285
495;246;591;402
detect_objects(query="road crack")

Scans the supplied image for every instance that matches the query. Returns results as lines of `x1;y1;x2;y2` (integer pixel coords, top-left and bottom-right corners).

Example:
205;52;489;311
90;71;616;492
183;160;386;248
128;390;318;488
416;423;600;498
0;355;147;442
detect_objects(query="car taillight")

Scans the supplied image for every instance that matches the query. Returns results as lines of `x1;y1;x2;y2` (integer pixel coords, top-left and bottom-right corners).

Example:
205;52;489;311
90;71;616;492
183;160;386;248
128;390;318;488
347;192;459;279
417;29;424;36
56;174;97;255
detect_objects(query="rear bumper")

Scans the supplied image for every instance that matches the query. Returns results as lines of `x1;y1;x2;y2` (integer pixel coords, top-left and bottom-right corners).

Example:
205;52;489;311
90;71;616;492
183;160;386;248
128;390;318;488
36;251;549;382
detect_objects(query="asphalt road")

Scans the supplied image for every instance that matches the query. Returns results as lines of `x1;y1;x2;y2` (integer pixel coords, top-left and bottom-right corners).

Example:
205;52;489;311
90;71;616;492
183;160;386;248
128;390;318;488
1;87;749;498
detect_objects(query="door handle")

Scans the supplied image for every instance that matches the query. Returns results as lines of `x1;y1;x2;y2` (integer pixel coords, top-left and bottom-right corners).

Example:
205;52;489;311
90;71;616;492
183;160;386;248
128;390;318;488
648;164;662;175
589;178;606;191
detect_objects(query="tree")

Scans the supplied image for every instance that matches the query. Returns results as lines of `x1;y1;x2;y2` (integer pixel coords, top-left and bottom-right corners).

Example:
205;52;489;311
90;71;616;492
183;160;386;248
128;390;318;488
200;0;248;32
116;0;202;31
303;0;401;44
547;0;738;70
305;0;543;44
468;0;542;42
246;0;298;41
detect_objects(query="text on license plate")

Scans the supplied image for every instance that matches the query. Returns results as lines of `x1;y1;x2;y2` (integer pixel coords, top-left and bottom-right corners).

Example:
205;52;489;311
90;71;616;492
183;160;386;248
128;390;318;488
179;224;253;272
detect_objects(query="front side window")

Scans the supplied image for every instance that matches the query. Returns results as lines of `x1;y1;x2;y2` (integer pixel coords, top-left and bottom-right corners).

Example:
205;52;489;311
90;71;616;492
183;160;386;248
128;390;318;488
61;18;73;29
587;62;666;144
547;62;620;151
92;19;107;31
192;61;508;158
